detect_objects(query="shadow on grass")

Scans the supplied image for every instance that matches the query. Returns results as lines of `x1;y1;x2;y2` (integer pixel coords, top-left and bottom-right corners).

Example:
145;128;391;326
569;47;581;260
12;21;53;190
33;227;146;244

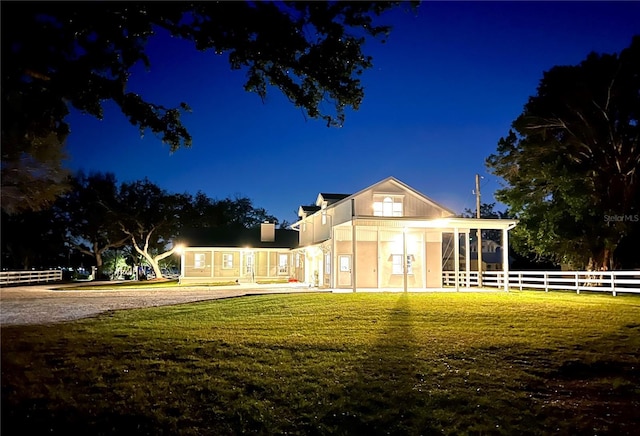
316;293;438;435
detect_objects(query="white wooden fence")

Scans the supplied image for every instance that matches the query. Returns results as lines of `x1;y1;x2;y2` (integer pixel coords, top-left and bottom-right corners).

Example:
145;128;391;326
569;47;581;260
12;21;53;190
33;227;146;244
0;270;63;286
442;270;640;296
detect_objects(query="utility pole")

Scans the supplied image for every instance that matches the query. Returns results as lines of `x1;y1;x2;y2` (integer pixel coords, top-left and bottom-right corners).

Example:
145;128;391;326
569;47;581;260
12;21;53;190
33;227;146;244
475;174;483;287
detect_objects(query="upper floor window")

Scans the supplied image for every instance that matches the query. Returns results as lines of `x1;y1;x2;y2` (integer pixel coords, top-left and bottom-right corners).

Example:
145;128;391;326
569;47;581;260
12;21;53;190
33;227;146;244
373;195;403;217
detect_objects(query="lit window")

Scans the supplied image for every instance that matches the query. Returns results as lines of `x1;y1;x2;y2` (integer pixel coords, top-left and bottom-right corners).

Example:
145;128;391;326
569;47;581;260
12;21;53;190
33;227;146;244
194;253;205;268
373;195;403;217
391;254;413;274
223;253;233;269
278;254;288;274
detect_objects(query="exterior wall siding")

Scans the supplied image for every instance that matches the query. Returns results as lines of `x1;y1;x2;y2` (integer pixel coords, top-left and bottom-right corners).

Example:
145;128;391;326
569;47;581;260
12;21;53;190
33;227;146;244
182;248;295;284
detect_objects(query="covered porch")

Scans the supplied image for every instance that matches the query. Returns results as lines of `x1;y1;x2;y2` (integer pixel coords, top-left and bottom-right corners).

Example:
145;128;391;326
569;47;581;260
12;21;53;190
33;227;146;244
321;216;517;292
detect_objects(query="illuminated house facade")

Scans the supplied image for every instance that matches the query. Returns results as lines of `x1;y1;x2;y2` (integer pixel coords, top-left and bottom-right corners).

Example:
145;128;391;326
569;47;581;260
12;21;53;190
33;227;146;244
179;177;517;291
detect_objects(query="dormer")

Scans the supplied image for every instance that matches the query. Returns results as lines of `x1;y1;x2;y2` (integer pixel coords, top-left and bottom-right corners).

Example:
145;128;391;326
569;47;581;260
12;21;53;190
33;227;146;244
297;205;320;220
315;193;350;208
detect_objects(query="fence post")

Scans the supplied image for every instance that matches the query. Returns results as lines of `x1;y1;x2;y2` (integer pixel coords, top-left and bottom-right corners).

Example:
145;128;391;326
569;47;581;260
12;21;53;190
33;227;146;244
575;272;579;294
544;271;548;292
611;272;616;297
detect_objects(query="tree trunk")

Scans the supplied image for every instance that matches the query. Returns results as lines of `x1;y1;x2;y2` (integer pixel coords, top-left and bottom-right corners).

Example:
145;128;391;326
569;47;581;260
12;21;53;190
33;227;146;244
602;247;611;271
93;241;104;279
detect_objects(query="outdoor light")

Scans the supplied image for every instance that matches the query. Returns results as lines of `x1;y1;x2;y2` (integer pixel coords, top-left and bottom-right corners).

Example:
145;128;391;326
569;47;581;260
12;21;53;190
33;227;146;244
174;244;185;254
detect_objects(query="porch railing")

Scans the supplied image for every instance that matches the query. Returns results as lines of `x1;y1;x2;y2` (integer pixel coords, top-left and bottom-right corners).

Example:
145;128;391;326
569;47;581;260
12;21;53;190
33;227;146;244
0;270;63;286
442;270;640;296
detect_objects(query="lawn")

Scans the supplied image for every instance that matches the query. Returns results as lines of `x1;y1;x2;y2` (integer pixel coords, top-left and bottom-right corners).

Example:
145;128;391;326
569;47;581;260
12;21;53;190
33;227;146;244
2;292;639;435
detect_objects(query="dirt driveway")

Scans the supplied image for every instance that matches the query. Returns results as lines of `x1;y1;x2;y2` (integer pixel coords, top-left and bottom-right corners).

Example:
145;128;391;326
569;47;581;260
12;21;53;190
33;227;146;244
0;282;323;326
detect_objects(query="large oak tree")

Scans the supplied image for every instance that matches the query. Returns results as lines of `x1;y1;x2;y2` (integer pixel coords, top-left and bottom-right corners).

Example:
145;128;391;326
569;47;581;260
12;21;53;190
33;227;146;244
487;37;640;270
61;172;129;278
2;1;407;213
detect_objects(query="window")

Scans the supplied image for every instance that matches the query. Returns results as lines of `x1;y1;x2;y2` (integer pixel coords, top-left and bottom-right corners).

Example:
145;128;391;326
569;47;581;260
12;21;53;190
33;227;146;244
391;254;413;274
322;210;327;225
222;253;233;269
373;195;403;217
302;222;307;232
278;254;288;274
194;253;206;268
325;253;331;275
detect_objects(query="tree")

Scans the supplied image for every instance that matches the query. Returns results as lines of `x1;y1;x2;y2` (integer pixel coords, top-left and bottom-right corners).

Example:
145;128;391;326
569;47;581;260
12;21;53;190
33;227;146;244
1;207;68;270
117;179;187;280
61;172;129;279
487;37;640;270
2;1;407;213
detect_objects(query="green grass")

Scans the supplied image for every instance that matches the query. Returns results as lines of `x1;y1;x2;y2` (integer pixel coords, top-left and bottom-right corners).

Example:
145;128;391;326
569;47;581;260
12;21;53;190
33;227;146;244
2;292;639;435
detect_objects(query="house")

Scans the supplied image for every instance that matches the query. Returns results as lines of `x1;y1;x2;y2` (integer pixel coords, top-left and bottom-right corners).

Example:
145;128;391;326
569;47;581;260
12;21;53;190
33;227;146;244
179;177;518;291
468;239;506;271
178;224;299;284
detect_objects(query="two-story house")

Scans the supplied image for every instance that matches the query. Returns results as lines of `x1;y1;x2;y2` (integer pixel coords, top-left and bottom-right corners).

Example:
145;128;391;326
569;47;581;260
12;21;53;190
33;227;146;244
179;176;518;291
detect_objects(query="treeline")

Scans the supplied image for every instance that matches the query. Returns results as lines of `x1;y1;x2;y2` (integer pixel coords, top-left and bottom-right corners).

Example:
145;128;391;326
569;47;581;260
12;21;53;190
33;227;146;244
1;172;280;279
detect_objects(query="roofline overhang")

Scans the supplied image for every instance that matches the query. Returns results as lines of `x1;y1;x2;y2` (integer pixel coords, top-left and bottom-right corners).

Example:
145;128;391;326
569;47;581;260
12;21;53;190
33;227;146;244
342;216;518;230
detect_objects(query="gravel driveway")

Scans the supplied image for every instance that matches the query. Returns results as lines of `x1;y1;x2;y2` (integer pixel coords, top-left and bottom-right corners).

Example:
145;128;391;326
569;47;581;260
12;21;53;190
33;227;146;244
0;282;323;326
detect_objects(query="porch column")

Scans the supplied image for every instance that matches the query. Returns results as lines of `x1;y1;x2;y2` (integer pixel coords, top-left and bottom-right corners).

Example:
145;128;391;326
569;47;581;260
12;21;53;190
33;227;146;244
210;250;215;279
352;199;357;293
180;252;185;282
377;228;381;289
352;221;357;293
502;228;510;292
454;227;460;292
465;231;470;288
403;228;408;293
332;238;337;289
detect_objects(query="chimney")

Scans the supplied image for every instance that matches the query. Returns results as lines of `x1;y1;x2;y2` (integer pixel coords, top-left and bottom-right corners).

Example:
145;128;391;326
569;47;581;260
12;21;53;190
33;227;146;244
260;221;275;242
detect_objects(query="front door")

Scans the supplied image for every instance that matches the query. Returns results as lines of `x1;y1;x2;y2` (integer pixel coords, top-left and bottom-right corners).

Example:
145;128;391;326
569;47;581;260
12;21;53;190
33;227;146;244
338;255;352;287
244;252;254;282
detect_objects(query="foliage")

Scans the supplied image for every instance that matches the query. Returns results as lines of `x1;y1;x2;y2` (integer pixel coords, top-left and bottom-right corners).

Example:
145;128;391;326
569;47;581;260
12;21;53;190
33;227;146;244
60;172;129;278
487;37;640;270
2;1;407;213
0;131;70;215
0;208;68;270
117;178;188;279
2;293;639;434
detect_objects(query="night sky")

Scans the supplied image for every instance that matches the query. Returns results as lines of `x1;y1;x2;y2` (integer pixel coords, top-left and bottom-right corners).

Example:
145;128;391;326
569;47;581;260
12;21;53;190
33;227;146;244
63;1;640;224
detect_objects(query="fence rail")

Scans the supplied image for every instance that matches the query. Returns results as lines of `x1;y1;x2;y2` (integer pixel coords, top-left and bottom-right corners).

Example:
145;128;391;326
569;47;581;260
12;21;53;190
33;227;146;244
443;270;640;296
0;270;63;286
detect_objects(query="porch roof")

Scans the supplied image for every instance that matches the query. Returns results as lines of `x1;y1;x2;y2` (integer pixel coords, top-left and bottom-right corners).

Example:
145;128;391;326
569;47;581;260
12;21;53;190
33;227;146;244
337;216;518;231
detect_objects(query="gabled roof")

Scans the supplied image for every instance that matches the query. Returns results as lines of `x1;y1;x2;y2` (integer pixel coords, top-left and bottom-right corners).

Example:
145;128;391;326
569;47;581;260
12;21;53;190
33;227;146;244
315;193;350;206
180;226;298;249
324;176;458;217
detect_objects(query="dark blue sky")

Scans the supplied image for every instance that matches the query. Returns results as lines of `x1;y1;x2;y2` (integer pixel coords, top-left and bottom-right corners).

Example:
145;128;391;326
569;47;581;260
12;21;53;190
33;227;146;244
64;1;640;224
